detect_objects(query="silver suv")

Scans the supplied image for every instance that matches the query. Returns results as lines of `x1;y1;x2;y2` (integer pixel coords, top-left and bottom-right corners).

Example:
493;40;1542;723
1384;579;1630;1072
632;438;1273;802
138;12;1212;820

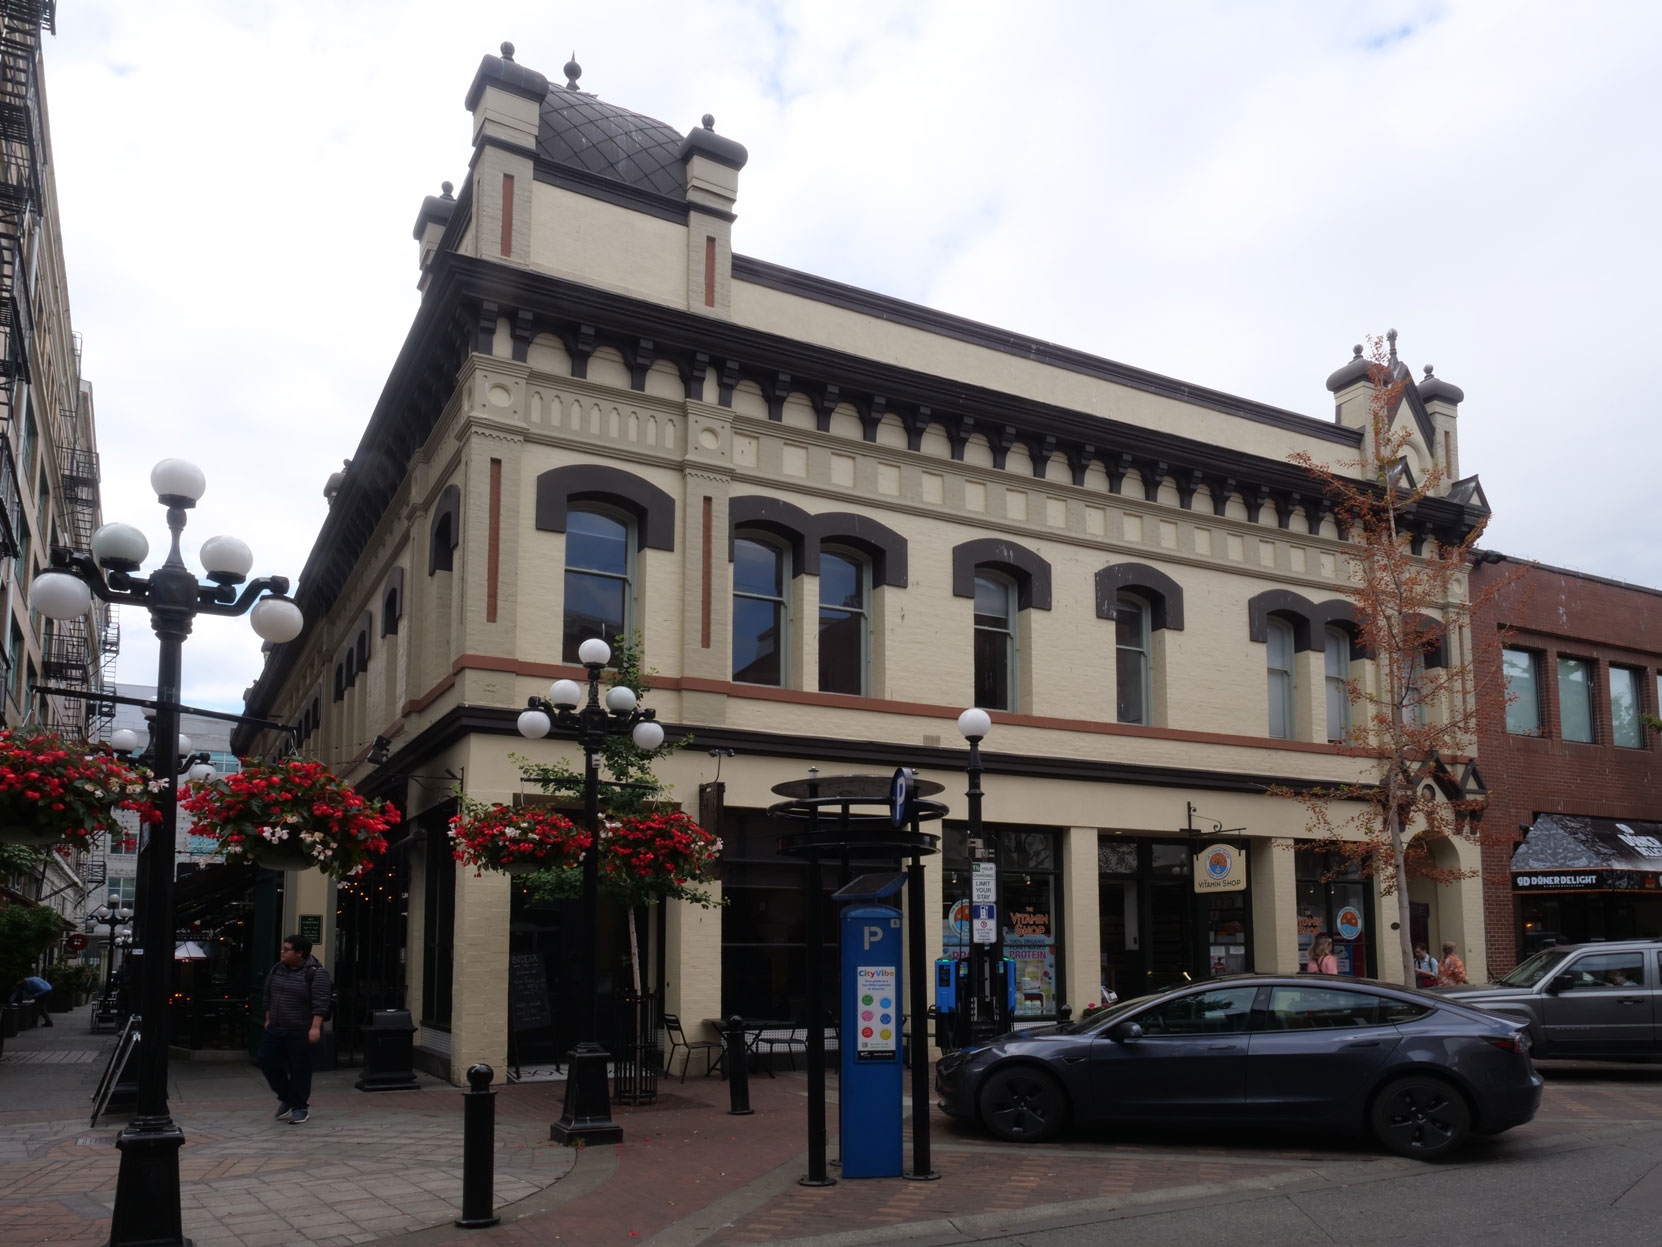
1440;939;1662;1060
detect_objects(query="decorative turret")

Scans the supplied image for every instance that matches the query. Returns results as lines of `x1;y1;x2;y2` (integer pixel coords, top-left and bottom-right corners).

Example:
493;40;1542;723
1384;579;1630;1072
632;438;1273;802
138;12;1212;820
411;181;456;277
680;114;748;317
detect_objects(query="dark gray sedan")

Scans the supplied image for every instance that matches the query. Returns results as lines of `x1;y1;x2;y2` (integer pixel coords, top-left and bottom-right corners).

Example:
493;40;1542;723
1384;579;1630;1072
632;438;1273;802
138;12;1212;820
935;974;1542;1160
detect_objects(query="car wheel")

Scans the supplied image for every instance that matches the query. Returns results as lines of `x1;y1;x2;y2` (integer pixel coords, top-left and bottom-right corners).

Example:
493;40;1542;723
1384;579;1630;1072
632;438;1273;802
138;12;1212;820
977;1065;1067;1143
1369;1075;1471;1161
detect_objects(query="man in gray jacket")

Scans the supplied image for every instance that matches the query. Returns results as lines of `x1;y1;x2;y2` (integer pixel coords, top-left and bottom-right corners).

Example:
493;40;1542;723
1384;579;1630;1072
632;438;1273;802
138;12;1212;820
259;934;331;1124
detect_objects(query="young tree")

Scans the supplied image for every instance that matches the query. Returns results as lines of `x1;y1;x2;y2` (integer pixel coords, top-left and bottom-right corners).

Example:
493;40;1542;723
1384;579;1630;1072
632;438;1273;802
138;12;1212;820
511;633;717;995
1276;334;1501;986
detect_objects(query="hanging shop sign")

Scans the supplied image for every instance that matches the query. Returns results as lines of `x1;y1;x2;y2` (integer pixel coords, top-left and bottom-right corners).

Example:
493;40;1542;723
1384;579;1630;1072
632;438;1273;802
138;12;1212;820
1193;843;1247;893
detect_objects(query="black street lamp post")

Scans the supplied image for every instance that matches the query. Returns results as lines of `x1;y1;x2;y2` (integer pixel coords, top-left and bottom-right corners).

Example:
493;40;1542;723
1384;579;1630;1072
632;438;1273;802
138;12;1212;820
956;707;1007;1043
516;636;664;1146
32;458;303;1247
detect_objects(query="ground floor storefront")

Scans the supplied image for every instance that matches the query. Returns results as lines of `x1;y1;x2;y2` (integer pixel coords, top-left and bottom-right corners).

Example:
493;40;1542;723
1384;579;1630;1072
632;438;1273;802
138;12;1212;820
1512;815;1662;958
350;741;1489;1084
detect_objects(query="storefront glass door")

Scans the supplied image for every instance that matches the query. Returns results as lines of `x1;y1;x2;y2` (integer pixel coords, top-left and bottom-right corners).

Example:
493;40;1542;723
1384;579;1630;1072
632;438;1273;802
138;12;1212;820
1099;836;1253;999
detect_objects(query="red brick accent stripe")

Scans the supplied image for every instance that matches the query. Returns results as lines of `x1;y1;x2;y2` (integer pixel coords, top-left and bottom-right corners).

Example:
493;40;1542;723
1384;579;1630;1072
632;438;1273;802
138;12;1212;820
704;235;716;307
500;174;515;256
701;495;712;648
486;458;502;622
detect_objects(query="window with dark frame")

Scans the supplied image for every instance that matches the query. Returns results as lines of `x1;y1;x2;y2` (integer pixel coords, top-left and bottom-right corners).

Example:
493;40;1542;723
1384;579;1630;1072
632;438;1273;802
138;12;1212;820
1502;648;1543;735
817;548;869;696
1610;665;1642;749
1115;593;1151;725
1325;625;1351;742
1266;617;1295;739
732;535;788;686
562;507;633;664
1558;655;1594;743
973;571;1017;712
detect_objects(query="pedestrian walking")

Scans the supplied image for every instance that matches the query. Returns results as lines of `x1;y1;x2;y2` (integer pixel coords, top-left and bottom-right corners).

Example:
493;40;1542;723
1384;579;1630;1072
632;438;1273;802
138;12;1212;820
9;975;54;1026
258;934;332;1124
1306;935;1339;975
1413;944;1439;988
1437;942;1468;986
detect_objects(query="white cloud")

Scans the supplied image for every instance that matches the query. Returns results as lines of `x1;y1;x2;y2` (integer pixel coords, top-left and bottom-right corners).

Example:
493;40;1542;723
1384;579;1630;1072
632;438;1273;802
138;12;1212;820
38;0;1662;714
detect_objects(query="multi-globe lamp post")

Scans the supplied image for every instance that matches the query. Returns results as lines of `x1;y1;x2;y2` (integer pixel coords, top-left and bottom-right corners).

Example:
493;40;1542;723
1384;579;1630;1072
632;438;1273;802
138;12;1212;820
86;893;135;991
516;636;665;1145
31;458;303;1247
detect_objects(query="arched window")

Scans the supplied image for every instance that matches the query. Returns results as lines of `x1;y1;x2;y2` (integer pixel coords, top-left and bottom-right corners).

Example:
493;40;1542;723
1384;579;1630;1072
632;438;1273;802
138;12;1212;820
563;507;634;663
733;535;789;686
429;484;460;574
1324;625;1351;742
1267;617;1296;739
818;548;869;696
1115;593;1152;725
333;662;346;703
1402;654;1427;728
974;572;1018;712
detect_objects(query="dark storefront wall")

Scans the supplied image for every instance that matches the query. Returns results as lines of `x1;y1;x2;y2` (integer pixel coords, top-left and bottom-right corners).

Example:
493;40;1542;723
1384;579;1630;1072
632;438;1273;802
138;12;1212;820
719;809;903;1024
1513;816;1662;956
1519;890;1662;953
1295;848;1376;978
1097;835;1252;1000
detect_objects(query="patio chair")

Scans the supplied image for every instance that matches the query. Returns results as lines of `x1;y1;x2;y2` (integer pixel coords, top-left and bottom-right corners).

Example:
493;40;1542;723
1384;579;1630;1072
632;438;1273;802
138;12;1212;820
755;1024;808;1076
662;1012;722;1082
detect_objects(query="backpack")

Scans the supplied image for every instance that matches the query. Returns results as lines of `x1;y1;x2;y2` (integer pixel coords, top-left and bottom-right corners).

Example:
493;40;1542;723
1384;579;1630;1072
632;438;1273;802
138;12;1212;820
304;965;336;1023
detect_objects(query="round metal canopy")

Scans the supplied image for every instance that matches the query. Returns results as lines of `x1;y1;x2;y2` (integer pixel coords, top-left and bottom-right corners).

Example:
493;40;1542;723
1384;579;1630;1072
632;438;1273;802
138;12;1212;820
770;772;945;801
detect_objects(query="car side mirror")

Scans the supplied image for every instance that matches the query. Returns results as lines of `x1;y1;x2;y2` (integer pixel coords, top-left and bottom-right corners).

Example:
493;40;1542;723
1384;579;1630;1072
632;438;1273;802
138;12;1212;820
1547;972;1575;994
1111;1021;1143;1042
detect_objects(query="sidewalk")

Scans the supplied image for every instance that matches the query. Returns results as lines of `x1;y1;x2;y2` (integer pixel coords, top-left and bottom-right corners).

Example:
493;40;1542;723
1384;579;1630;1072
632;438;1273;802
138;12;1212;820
7;1004;1662;1247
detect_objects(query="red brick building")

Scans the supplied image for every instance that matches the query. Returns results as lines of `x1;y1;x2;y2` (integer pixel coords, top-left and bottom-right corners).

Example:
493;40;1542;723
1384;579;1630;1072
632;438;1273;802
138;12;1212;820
1471;557;1662;976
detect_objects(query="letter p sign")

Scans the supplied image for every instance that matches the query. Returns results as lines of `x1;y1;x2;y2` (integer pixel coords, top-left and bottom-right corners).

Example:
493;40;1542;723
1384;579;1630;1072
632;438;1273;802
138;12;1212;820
863;925;883;951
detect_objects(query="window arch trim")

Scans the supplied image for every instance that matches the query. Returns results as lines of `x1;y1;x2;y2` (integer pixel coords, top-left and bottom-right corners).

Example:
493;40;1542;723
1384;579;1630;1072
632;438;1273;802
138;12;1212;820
951;538;1052;611
428;483;460;574
729;496;816;576
535;464;676;552
1247;589;1318;652
381;567;405;637
1095;562;1185;631
814;512;908;588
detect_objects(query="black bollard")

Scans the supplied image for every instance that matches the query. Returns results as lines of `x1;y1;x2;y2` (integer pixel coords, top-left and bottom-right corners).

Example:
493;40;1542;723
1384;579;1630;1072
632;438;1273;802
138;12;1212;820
726;1015;754;1116
454;1063;500;1228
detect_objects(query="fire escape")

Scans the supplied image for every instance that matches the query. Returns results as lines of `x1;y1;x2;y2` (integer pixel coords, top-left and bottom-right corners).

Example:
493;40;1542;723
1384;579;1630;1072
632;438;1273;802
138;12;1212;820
0;1;52;427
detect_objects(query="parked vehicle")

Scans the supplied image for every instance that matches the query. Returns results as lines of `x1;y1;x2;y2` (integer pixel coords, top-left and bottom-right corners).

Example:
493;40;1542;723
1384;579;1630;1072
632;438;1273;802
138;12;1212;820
1439;938;1662;1060
935;974;1542;1160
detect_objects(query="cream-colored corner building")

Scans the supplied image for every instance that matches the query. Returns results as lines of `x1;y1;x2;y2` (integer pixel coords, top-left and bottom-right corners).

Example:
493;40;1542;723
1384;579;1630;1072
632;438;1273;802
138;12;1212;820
236;47;1492;1084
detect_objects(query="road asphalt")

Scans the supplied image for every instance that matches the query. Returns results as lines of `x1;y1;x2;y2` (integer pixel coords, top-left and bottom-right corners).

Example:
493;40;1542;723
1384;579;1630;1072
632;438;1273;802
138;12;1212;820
5;1002;1662;1246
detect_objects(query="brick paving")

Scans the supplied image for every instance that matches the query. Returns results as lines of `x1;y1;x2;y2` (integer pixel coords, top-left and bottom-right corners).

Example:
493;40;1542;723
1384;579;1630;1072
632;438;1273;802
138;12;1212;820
6;1006;1662;1247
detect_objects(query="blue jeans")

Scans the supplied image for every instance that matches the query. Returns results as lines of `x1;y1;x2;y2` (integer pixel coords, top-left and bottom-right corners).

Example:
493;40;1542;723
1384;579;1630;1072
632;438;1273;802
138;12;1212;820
258;1027;313;1111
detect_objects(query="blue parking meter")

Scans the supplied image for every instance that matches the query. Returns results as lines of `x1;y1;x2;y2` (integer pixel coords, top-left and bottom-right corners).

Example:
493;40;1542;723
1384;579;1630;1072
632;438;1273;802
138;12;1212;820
934;958;958;1013
840;903;904;1178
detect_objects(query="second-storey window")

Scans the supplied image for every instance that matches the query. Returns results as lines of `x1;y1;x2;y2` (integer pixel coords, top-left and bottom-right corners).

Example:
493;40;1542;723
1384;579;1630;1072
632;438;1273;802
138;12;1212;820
563;508;633;663
973;572;1017;712
1266;617;1295;739
1503;648;1543;735
1325;626;1351;742
1115;594;1151;725
733;536;788;686
1558;656;1593;742
818;549;869;696
1610;666;1642;748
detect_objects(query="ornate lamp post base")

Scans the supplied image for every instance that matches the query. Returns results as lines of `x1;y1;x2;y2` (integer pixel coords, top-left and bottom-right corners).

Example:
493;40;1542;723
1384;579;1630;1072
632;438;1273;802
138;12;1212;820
108;1117;188;1247
548;1043;622;1146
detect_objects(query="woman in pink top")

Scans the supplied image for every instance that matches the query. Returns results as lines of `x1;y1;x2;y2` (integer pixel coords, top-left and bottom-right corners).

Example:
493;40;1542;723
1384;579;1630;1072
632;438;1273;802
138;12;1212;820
1307;935;1339;974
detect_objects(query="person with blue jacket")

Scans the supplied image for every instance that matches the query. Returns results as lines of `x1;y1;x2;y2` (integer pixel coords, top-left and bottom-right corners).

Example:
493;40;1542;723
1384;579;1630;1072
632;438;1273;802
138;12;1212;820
9;975;54;1026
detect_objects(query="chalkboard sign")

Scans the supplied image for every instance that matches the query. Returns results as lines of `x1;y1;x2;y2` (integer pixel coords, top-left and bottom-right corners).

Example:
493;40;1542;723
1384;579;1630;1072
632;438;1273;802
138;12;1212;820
91;1018;139;1127
508;952;553;1033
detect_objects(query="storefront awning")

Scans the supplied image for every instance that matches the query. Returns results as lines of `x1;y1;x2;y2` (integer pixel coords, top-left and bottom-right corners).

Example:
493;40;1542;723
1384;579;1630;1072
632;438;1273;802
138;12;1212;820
1511;815;1662;892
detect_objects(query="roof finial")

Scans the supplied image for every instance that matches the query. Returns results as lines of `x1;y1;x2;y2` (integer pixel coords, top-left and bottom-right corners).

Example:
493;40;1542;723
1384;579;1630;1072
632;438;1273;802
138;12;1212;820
702;113;715;130
500;41;515;62
1424;363;1435;377
1387;327;1399;361
440;180;454;199
1351;344;1363;359
564;51;582;90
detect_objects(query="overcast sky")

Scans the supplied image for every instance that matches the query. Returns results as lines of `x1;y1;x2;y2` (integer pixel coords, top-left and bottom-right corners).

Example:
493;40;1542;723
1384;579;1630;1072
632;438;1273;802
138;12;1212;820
38;0;1661;713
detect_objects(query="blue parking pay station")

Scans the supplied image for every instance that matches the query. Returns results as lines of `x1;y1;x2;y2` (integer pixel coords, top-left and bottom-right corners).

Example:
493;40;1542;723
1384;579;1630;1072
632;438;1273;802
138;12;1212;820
769;768;947;1186
837;876;908;1178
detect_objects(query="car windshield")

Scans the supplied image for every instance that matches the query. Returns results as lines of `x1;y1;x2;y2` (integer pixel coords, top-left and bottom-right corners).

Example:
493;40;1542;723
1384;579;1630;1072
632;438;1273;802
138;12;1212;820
1497;947;1572;987
1059;992;1164;1034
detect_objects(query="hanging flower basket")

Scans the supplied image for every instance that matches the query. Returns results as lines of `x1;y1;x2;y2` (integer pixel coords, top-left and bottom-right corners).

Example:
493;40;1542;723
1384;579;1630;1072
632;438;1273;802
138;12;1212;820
0;727;158;849
448;800;588;876
598;810;722;905
181;758;397;878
